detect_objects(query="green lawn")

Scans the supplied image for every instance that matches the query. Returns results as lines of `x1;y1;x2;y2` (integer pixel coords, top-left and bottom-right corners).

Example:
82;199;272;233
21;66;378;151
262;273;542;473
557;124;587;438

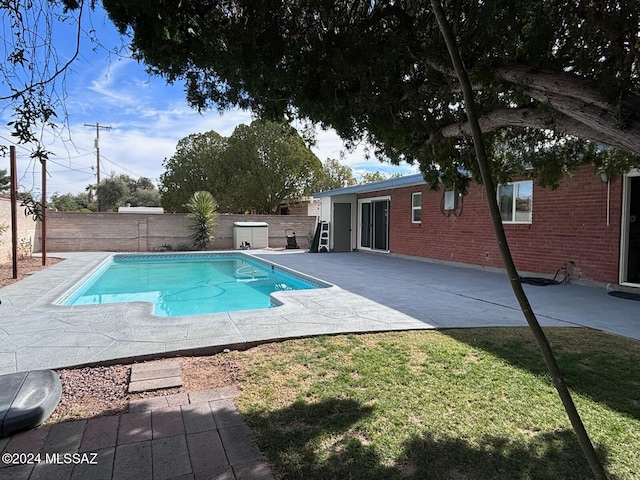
232;328;640;480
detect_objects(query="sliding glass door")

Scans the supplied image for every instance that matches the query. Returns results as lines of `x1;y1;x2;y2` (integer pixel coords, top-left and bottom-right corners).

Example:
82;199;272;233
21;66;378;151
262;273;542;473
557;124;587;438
621;170;640;285
360;202;372;248
359;198;389;251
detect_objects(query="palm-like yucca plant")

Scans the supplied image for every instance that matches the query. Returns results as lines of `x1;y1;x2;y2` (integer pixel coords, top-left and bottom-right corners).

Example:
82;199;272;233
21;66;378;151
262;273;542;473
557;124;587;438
186;191;219;250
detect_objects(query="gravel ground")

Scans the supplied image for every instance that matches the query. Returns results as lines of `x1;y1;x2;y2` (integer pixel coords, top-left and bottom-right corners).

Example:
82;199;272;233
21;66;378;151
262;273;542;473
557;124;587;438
1;257;244;424
0;256;63;288
48;354;244;423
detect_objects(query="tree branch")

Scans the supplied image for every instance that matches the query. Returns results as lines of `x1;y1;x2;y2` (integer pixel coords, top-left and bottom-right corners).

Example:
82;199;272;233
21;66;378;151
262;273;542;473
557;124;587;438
438;106;640;155
494;65;612;110
0;0;85;102
525;89;640;154
430;63;640;153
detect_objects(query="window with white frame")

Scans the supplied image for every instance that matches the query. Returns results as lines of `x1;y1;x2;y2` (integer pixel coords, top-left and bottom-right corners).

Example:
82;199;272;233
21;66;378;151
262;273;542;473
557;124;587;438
498;181;533;223
412;192;422;223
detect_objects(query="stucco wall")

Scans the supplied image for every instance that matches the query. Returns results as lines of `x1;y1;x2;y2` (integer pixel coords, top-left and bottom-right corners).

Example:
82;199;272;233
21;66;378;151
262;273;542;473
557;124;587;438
360;165;622;284
0;198;39;260
42;212;317;252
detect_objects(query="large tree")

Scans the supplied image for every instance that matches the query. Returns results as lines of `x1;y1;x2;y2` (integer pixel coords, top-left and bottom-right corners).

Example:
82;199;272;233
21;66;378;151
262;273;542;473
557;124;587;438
103;0;640;191
160;120;322;213
313;158;357;192
96;173;161;211
101;2;637;476
160;130;228;212
223;120;322;213
49;192;96;212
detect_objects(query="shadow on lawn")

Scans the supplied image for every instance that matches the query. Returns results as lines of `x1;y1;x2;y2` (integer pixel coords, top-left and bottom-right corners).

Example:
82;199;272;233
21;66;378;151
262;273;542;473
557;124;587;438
245;398;618;480
445;327;640;422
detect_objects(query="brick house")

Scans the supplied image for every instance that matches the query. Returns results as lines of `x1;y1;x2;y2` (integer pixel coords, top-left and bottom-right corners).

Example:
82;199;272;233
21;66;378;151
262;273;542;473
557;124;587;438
313;164;640;287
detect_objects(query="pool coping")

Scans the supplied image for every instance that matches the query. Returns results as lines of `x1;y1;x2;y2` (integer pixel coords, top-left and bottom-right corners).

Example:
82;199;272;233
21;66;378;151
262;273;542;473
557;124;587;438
0;251;436;374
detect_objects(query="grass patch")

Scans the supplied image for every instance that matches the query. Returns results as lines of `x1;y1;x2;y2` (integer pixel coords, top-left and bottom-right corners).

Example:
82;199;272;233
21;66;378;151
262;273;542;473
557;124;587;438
232;328;640;480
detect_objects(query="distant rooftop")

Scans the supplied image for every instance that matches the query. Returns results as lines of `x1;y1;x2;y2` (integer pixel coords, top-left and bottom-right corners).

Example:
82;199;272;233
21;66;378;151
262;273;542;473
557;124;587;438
313;173;425;198
117;206;164;214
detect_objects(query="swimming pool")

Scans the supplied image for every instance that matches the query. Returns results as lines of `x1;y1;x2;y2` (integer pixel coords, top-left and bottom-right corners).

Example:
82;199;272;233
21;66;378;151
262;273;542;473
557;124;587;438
57;253;329;317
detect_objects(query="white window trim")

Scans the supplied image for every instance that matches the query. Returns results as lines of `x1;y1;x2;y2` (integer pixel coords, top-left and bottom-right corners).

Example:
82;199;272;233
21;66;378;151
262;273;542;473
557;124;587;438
620;169;640;286
411;192;422;223
498;180;533;224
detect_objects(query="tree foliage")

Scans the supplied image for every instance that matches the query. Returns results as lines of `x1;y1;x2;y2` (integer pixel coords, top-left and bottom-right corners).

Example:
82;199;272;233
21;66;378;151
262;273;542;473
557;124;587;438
1;1;123;165
224;120;322;212
96;174;128;211
160;120;322;213
49;192;96;212
96;173;161;211
313;158;357;192
0;169;10;195
103;0;640;191
359;171;402;184
159;130;228;213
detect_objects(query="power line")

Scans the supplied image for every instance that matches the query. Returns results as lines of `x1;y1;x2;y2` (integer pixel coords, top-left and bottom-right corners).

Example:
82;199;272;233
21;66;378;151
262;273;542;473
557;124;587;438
100;154;146;179
48;158;94;174
1;135;94;178
60;151;94;161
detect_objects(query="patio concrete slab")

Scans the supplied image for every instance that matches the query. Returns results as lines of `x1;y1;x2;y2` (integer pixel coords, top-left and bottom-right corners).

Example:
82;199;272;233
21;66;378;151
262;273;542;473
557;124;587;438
181;402;217;434
0;250;639;378
130;359;181;377
1;250;638;480
256;251;640;339
129;360;183;394
128;376;183;394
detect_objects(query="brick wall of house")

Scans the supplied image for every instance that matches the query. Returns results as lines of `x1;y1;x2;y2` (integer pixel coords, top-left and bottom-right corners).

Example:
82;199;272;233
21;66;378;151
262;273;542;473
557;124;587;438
360;165;622;284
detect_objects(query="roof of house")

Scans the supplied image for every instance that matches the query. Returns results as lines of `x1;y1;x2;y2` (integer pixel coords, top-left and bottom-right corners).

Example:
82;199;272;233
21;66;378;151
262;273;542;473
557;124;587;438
313;173;425;198
117;206;164;214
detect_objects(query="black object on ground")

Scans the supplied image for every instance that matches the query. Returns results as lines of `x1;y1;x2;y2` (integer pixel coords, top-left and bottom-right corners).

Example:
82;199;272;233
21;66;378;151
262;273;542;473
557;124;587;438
608;290;640;301
0;370;62;437
519;261;574;286
519;277;560;286
285;229;299;249
309;222;322;253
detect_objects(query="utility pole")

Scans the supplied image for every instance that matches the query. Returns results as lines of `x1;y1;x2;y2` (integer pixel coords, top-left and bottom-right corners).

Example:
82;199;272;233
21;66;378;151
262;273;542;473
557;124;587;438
85;123;112;211
10;146;18;278
41;156;47;266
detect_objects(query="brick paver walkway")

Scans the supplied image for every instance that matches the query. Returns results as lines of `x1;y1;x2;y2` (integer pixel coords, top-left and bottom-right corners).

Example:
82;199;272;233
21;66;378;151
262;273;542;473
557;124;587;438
0;386;274;480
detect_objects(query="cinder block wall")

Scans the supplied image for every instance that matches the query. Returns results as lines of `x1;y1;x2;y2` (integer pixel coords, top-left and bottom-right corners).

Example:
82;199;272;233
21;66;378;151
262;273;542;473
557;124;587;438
0;198;39;259
43;212;317;252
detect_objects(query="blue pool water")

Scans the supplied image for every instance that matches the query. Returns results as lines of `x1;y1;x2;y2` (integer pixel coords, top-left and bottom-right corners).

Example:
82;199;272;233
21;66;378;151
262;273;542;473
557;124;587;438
59;253;327;317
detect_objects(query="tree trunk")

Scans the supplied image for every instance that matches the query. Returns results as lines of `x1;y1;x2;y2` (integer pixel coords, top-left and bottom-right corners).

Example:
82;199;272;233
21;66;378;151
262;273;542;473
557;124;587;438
430;1;609;479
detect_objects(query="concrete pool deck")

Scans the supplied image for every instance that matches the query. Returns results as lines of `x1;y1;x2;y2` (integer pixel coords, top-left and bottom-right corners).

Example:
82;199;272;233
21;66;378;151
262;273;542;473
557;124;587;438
2;250;639;480
1;250;639;375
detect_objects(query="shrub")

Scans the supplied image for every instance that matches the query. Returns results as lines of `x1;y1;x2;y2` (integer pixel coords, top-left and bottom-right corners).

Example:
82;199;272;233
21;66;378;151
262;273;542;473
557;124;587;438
186;191;219;250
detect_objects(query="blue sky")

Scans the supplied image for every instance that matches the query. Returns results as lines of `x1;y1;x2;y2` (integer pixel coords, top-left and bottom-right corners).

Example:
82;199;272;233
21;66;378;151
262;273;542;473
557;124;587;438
0;3;417;198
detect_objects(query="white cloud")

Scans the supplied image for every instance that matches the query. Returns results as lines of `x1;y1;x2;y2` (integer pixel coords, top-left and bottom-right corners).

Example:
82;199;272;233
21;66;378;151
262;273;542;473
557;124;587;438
1;5;418;198
7;105;417;196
